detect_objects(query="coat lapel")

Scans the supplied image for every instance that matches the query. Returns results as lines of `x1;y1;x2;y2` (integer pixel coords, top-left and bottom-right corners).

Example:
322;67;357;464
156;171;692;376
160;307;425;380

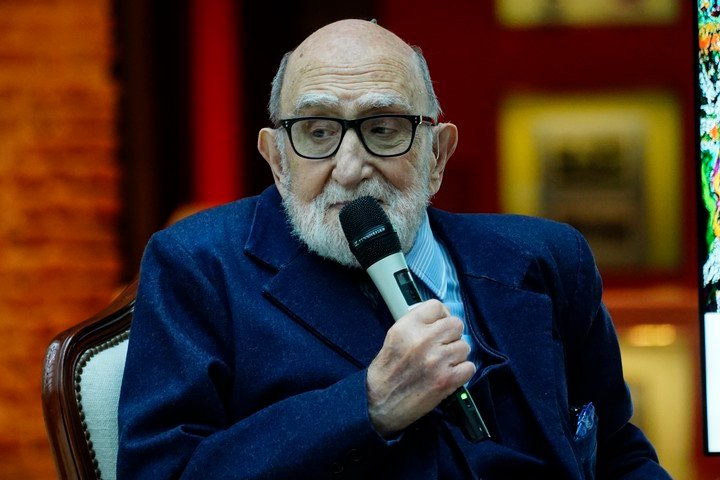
263;253;389;367
429;209;580;478
244;187;388;368
463;277;579;475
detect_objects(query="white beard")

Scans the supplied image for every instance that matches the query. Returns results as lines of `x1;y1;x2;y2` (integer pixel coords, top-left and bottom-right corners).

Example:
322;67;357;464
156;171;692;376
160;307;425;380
278;137;434;268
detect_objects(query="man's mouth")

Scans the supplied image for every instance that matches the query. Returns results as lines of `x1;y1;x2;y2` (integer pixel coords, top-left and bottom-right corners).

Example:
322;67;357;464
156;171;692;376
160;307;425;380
330;198;385;211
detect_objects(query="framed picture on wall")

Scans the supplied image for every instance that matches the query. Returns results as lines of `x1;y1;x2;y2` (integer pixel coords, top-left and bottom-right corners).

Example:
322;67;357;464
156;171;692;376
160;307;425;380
536;115;646;267
495;0;680;27
499;91;682;271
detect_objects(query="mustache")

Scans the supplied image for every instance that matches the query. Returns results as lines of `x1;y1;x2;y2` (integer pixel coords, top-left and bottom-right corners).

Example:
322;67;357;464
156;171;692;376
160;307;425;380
314;179;396;206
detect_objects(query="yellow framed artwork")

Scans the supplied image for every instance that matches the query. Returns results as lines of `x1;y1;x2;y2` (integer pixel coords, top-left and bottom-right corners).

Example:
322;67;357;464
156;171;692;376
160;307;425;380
499;91;682;270
495;0;679;27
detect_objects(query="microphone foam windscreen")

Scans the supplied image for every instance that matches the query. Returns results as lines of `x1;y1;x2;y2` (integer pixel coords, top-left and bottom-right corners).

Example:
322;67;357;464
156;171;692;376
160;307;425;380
339;196;401;269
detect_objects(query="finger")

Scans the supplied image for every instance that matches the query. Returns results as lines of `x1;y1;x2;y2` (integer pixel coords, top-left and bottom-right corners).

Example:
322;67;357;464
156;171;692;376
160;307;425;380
431;359;477;398
429;316;465;344
452;360;477;386
441;337;472;365
409;299;450;324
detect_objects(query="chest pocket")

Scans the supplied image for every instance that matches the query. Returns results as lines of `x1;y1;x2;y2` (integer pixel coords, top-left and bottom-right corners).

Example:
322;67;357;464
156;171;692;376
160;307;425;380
572;402;598;480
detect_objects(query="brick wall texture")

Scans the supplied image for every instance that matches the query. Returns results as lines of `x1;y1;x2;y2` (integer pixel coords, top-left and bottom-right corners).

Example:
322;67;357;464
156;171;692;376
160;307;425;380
0;1;120;477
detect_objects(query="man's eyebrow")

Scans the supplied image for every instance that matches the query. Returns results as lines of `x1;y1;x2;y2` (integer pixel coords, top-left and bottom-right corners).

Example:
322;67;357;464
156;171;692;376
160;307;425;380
356;93;412;112
294;93;341;113
292;92;413;116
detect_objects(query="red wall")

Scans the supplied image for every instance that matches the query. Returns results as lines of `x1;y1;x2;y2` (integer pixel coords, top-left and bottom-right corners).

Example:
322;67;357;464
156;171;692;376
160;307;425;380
190;0;244;204
377;2;693;217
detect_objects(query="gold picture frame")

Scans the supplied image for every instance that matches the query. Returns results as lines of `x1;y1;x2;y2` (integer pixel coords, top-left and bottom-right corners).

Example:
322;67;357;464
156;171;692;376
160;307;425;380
499;91;682;270
495;0;680;27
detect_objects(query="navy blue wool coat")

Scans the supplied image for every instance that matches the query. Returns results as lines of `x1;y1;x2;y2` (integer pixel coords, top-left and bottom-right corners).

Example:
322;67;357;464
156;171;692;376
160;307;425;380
117;186;670;479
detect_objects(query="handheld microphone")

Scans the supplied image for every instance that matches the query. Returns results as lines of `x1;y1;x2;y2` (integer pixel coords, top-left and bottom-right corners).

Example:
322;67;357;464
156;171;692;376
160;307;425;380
339;196;490;443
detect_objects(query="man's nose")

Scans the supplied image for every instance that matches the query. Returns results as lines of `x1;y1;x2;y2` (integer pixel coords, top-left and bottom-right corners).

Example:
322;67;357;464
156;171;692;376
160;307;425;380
331;129;372;187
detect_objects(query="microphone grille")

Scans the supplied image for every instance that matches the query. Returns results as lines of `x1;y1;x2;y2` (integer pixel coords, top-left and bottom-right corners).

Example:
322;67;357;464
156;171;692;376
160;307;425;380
339;196;401;269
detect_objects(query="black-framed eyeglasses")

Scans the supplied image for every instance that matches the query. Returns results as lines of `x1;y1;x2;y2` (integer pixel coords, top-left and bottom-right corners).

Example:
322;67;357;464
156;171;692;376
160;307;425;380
279;114;436;159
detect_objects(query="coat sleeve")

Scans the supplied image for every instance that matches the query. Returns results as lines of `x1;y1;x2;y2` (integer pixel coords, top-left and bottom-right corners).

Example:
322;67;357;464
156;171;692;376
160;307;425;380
117;231;392;479
562;227;672;479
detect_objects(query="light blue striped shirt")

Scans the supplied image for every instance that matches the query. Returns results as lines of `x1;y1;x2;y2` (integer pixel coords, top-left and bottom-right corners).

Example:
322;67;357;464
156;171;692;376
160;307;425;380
405;213;476;362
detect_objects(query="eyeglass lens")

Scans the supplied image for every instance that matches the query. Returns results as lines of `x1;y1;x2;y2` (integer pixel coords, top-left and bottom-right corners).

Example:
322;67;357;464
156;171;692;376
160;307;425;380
290;116;415;158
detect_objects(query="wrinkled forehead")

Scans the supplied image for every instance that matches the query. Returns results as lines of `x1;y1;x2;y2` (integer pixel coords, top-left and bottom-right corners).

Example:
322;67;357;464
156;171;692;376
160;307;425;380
280;23;427;117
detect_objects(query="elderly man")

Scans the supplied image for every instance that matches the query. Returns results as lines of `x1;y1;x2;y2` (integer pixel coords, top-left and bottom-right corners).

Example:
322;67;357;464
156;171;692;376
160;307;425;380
118;19;670;479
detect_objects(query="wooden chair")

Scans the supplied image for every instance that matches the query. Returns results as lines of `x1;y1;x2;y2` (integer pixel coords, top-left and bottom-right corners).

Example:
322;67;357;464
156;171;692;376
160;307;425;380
42;279;137;480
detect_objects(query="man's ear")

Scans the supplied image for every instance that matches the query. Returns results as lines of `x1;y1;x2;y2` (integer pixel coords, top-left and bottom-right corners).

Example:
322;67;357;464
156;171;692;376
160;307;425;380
428;122;458;195
258;128;289;197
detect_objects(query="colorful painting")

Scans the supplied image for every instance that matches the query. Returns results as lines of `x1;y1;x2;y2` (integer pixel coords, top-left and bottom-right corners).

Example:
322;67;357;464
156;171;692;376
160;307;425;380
698;0;720;455
700;1;720;311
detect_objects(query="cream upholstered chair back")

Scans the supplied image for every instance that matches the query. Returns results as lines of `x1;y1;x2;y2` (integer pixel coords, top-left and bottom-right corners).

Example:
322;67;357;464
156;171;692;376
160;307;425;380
42;279;136;480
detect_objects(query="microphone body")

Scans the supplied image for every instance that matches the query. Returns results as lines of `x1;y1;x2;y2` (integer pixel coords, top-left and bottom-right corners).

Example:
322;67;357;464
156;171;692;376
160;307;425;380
366;252;422;321
340;197;490;443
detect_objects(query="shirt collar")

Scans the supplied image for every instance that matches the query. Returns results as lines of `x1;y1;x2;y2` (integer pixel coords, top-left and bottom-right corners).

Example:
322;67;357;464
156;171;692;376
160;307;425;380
406;212;447;299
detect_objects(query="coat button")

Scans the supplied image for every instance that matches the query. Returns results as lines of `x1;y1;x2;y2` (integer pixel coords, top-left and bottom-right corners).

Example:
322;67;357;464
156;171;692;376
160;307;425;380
347;448;361;463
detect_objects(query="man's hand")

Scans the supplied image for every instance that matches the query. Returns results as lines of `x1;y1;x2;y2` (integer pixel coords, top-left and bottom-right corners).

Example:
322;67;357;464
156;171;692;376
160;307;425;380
366;299;475;437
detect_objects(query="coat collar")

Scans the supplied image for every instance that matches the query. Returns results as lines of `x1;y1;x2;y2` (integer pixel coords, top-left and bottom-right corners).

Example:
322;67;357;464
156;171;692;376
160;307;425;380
243;186;303;271
244;187;536;286
244;188;579;477
426;208;532;288
244;186;390;367
242;187;554;377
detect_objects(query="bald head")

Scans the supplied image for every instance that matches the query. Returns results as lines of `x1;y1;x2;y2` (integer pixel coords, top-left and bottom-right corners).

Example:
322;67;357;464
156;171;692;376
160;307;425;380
268;19;440;124
292;19;416;70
